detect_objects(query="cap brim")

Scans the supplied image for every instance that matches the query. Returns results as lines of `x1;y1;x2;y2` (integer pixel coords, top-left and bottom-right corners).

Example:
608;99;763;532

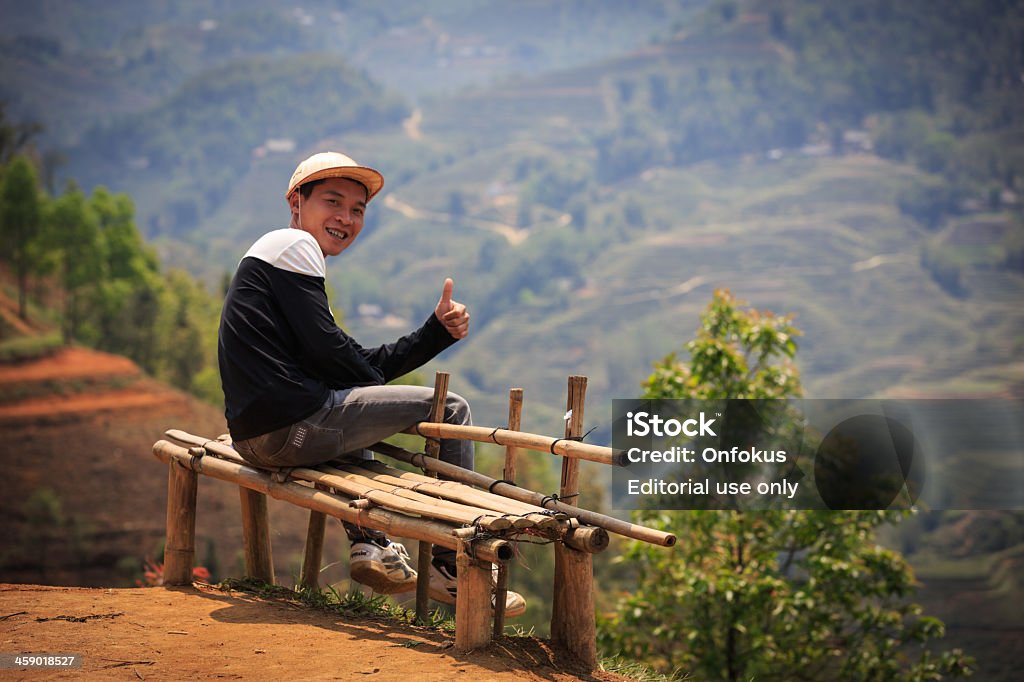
287;166;384;201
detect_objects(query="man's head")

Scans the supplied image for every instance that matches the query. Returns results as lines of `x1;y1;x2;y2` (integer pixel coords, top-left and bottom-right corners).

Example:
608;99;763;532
286;152;384;257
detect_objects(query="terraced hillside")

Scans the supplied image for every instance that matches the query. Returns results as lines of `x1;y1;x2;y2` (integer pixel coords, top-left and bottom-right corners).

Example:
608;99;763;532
0;343;350;591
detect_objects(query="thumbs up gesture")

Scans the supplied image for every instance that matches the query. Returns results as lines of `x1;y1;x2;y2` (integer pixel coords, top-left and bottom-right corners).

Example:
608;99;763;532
434;277;470;339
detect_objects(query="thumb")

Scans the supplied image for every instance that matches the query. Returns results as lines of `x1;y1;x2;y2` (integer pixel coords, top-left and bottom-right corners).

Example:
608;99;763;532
439;278;454;308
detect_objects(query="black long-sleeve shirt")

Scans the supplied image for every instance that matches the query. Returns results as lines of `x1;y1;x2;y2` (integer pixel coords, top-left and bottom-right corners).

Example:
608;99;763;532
218;228;456;440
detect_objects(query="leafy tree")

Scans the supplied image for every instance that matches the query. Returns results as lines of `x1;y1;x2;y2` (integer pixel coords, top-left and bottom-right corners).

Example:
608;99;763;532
0;155;47;320
47;186;105;343
599;290;972;680
156;269;211;393
90;187;163;370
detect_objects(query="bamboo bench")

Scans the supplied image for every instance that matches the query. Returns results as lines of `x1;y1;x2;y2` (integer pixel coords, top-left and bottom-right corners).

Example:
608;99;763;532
153;375;674;668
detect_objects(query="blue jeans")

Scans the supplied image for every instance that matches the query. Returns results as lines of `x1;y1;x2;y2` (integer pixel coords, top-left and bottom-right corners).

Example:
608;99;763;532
234;385;473;555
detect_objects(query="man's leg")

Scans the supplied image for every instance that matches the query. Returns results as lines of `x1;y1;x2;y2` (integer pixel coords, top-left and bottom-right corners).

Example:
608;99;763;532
319;385;471;562
306;385;473;588
319;384;473;471
318;386;525;615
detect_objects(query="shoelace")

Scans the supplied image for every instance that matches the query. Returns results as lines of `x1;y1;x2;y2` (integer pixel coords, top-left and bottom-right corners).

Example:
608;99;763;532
390;542;412;561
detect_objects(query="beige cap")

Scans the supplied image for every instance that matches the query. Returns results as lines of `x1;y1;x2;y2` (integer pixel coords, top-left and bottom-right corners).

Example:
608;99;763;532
286;151;384;202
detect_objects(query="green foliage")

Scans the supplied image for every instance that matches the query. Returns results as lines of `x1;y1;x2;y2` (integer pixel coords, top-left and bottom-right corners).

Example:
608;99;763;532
219;576;457;631
155;269;219;395
599;290;973;680
897;177;967;230
0;155;46;320
47;185;104;343
0;149;223;405
642;289;800;401
0;333;62;363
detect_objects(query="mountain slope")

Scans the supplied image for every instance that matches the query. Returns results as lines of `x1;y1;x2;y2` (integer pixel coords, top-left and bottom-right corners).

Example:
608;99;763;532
0;345;334;589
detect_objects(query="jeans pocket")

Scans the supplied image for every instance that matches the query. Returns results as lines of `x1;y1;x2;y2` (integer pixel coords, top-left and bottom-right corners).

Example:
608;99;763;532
267;420;345;467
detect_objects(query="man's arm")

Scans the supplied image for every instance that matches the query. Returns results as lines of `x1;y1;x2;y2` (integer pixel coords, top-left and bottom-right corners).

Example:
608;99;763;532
359;278;468;382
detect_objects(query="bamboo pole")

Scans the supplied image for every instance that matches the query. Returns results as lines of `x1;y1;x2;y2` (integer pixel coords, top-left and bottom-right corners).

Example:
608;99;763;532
358;460;563;525
314;463;513;531
405;422;624;467
493;561;510;638
322;464;516;530
369;441;676;547
349;461;559;530
300;483;329;590
342;463;535;530
503;388;523;483
551;375;597;670
417;372;448;625
494;387;523;637
152;440;512;565
163;459;198;585
239;488;275;584
454;541;493;652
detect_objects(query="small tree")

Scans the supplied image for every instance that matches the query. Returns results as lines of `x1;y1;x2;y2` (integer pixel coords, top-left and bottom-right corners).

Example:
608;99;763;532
599;289;972;680
47;186;105;344
90;186;163;369
0;155;46;320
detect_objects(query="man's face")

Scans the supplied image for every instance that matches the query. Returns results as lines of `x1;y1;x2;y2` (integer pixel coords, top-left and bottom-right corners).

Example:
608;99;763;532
290;177;368;257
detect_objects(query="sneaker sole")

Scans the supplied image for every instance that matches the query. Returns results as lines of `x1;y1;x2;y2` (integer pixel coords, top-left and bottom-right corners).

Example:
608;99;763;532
428;585;526;618
350;560;418;595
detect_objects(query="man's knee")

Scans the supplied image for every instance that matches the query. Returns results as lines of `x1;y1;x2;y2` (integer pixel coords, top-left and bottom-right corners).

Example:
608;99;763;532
446;391;472;426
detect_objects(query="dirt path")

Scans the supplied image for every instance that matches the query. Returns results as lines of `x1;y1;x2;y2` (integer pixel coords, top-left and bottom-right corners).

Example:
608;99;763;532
0;584;622;681
0;387;186;421
382;194;529;245
0;347;139;384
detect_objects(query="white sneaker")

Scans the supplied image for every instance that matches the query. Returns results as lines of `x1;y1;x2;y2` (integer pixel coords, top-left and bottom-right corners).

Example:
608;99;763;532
428;559;527;618
349;540;418;594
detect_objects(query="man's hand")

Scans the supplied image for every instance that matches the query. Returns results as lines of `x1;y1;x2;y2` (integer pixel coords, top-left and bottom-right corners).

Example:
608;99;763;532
434;277;470;339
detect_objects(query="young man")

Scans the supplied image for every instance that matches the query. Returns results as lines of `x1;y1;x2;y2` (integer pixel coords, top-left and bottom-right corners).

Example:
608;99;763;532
218;151;524;616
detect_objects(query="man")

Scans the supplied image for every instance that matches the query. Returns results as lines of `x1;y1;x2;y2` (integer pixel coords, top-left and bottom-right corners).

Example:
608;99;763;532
218;151;524;616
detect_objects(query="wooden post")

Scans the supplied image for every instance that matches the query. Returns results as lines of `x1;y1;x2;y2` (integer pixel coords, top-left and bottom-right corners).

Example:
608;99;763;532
300;483;329;590
416;371;449;625
494;387;523;637
239;488;275;584
503;388;523;483
164;459;198;586
550;375;597;669
454;541;493;651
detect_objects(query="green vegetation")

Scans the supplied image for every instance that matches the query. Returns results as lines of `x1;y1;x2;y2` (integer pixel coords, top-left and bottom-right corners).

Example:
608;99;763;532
0;146;222;403
598;291;973;680
219;576;456;630
0;155;45;320
0;333;62;363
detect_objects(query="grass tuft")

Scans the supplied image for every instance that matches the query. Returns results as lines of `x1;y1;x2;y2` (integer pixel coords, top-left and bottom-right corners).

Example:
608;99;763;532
217;577;456;631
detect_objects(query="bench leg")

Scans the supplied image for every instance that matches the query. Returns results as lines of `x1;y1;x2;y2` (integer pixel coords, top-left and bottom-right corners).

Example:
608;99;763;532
300;508;327;590
550;544;596;669
164;459;198;585
239;487;275;583
300;483;330;590
454;542;492;652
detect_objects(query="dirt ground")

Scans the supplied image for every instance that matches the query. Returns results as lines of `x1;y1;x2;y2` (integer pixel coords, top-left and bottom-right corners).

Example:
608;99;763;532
0;584;627;681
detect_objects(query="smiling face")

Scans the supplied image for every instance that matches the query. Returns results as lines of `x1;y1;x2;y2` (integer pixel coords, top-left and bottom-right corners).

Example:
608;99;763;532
288;176;368;257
